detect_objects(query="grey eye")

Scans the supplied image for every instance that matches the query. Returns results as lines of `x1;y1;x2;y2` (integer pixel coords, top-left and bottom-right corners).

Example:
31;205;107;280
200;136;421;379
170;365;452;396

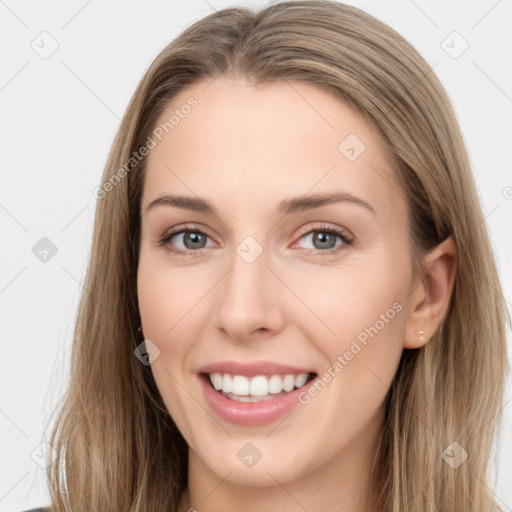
172;231;210;250
299;230;341;250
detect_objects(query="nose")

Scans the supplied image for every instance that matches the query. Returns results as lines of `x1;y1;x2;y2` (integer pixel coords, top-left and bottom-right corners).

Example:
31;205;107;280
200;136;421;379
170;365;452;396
214;242;285;342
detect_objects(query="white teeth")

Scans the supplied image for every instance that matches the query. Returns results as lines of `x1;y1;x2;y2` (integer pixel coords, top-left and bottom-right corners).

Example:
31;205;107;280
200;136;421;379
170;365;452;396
294;373;308;388
211;372;223;391
268;375;283;394
222;373;233;393
282;374;295;392
232;375;250;395
208;372;311;398
250;375;269;397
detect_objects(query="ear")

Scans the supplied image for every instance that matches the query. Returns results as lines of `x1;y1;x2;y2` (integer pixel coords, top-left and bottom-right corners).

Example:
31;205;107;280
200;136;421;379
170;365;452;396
403;236;458;349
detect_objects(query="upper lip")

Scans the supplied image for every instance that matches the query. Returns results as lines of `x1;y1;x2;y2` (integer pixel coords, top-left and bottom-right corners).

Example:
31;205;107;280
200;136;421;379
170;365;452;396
197;360;316;377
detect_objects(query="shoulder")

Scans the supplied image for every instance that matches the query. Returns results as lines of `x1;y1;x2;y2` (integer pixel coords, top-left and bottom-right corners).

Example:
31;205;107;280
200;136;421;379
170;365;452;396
19;508;48;512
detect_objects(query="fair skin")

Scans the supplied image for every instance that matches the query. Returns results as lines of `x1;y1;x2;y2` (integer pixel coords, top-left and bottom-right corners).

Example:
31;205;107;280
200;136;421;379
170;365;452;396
137;76;457;511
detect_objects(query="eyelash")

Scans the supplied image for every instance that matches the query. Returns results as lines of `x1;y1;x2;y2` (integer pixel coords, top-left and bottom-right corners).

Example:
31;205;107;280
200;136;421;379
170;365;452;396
155;223;354;257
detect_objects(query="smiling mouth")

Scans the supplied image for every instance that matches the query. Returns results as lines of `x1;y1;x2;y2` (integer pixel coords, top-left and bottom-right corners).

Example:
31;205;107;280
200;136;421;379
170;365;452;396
201;372;317;402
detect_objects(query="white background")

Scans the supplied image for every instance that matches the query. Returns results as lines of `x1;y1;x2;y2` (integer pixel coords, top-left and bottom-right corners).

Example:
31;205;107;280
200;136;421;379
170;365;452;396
1;1;511;510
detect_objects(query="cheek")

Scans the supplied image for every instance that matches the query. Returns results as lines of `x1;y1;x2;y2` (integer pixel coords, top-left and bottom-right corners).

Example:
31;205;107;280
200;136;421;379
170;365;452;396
137;257;208;436
289;263;407;441
289;256;409;355
137;252;214;344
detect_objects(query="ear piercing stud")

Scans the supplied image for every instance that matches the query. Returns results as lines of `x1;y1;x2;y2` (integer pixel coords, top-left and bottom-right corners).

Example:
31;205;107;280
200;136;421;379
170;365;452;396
418;329;425;342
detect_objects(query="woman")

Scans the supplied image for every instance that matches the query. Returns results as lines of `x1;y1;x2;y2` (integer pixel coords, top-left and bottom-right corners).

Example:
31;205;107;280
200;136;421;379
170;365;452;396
28;1;509;511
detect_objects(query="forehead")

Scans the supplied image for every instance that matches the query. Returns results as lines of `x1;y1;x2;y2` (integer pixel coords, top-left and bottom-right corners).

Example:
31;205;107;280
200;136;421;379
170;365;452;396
141;76;406;224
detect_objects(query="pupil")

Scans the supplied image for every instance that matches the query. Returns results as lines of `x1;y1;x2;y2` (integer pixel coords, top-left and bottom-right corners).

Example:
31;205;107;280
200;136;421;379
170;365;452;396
185;232;205;249
314;231;335;250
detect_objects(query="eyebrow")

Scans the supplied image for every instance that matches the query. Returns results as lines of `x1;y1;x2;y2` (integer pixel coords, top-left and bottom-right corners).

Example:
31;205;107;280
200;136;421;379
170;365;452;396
143;191;375;216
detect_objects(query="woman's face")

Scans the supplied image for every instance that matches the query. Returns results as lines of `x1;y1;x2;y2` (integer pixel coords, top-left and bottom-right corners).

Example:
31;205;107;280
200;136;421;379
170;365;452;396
137;76;415;487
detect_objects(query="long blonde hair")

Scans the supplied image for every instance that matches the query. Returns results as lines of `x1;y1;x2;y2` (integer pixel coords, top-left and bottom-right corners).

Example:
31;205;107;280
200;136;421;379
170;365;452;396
45;1;509;510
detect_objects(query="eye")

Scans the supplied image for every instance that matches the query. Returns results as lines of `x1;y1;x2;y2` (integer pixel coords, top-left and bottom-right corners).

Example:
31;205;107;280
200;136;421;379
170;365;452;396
155;224;215;256
293;223;353;255
155;223;354;257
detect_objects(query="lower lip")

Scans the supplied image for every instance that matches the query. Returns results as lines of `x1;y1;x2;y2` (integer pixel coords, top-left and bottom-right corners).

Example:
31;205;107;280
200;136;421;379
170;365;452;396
198;374;312;426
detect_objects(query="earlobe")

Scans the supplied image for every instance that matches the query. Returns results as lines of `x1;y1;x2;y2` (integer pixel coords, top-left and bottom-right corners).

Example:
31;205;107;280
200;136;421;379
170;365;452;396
403;237;458;349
